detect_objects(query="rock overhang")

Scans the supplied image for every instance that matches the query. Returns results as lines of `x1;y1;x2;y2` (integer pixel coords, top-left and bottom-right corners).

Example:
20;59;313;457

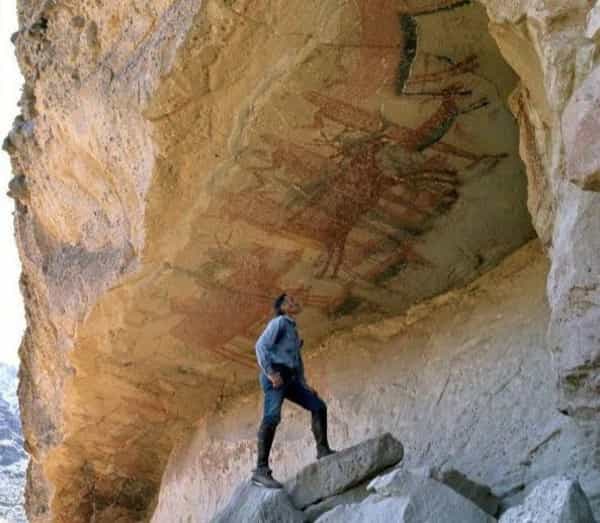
8;1;539;521
138;0;532;376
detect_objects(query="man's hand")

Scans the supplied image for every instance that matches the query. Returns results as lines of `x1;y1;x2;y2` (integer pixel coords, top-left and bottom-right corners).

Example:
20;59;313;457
268;372;283;388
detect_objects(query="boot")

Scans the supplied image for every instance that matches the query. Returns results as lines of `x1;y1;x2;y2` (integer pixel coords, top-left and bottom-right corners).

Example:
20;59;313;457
251;467;283;489
312;407;336;460
252;422;283;489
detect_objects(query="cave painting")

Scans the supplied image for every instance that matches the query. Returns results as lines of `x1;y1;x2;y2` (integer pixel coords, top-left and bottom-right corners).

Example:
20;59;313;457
217;3;507;281
193;0;509;366
171;238;337;368
171;241;300;368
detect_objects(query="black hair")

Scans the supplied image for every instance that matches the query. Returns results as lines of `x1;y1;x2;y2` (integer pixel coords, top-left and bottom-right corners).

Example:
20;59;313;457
273;293;287;316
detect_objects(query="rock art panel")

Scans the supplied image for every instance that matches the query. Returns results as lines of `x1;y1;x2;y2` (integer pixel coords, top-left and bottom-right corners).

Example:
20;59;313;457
8;0;534;521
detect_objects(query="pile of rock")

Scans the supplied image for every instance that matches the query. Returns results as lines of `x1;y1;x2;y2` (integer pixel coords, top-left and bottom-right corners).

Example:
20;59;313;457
211;433;596;522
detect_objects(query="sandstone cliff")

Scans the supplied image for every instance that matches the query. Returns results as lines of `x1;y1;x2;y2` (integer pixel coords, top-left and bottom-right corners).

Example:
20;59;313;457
3;0;600;522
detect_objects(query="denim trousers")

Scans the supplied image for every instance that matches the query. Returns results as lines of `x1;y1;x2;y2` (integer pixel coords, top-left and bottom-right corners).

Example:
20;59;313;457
259;365;326;428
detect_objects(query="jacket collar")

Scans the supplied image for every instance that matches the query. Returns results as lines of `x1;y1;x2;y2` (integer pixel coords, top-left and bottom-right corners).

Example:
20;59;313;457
282;314;296;326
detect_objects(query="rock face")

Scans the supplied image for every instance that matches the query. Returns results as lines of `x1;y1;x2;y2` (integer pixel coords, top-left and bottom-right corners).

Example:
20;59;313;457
499;476;597;523
479;0;600;419
150;243;600;522
0;364;27;523
4;0;600;521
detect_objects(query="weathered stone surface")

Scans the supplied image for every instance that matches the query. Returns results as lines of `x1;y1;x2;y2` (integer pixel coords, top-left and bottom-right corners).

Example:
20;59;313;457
433;467;500;517
7;0;600;521
550;62;600;418
315;495;413;523
562;65;600;192
286;433;403;509
480;0;600;419
151;244;600;522
547;183;600;419
586;3;600;40
367;465;430;494
368;464;500;517
303;481;371;522
317;471;496;523
499;476;596;523
8;1;538;520
209;481;305;523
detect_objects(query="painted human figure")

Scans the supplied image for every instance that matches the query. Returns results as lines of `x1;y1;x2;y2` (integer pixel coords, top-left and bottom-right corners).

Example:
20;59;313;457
251;293;335;488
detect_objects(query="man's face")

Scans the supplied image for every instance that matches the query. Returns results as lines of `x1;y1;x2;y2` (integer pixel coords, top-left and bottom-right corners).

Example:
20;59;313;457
283;295;302;315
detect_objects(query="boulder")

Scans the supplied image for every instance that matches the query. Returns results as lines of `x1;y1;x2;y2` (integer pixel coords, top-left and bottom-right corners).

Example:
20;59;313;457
315;495;413;523
368;464;500;516
318;470;496;522
367;464;499;516
367;465;431;494
285;433;403;509
499;476;596;523
210;481;305;523
303;481;371;522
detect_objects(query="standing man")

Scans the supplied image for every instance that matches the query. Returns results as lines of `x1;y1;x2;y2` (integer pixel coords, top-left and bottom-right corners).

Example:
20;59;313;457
251;293;335;489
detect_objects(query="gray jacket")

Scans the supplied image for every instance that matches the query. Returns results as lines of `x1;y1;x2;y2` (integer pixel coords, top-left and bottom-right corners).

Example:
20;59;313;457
255;315;306;382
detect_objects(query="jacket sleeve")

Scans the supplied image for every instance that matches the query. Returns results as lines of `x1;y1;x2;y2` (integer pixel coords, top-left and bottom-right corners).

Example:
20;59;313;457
255;317;280;375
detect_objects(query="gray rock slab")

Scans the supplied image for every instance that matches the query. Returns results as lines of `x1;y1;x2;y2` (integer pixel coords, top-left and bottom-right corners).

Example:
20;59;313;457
368;464;499;515
210;481;305;523
317;472;496;523
315;495;412;523
303;481;371;522
499;476;596;523
367;465;430;494
285;432;404;509
369;468;496;521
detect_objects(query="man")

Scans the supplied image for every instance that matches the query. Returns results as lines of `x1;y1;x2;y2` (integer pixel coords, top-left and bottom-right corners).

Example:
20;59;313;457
251;293;335;489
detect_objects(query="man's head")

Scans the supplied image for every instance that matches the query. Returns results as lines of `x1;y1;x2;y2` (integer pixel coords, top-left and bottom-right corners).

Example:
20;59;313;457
273;293;302;317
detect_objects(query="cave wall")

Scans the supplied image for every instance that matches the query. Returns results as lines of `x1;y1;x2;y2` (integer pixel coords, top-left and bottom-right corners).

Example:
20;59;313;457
3;0;600;522
151;242;600;523
479;0;600;417
7;1;201;520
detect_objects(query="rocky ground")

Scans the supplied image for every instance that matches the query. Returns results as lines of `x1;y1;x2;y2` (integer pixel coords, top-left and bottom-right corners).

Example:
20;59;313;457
0;364;27;523
214;433;597;523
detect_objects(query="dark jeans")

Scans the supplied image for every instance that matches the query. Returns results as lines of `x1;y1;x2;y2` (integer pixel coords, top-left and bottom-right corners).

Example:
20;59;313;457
259;364;326;428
